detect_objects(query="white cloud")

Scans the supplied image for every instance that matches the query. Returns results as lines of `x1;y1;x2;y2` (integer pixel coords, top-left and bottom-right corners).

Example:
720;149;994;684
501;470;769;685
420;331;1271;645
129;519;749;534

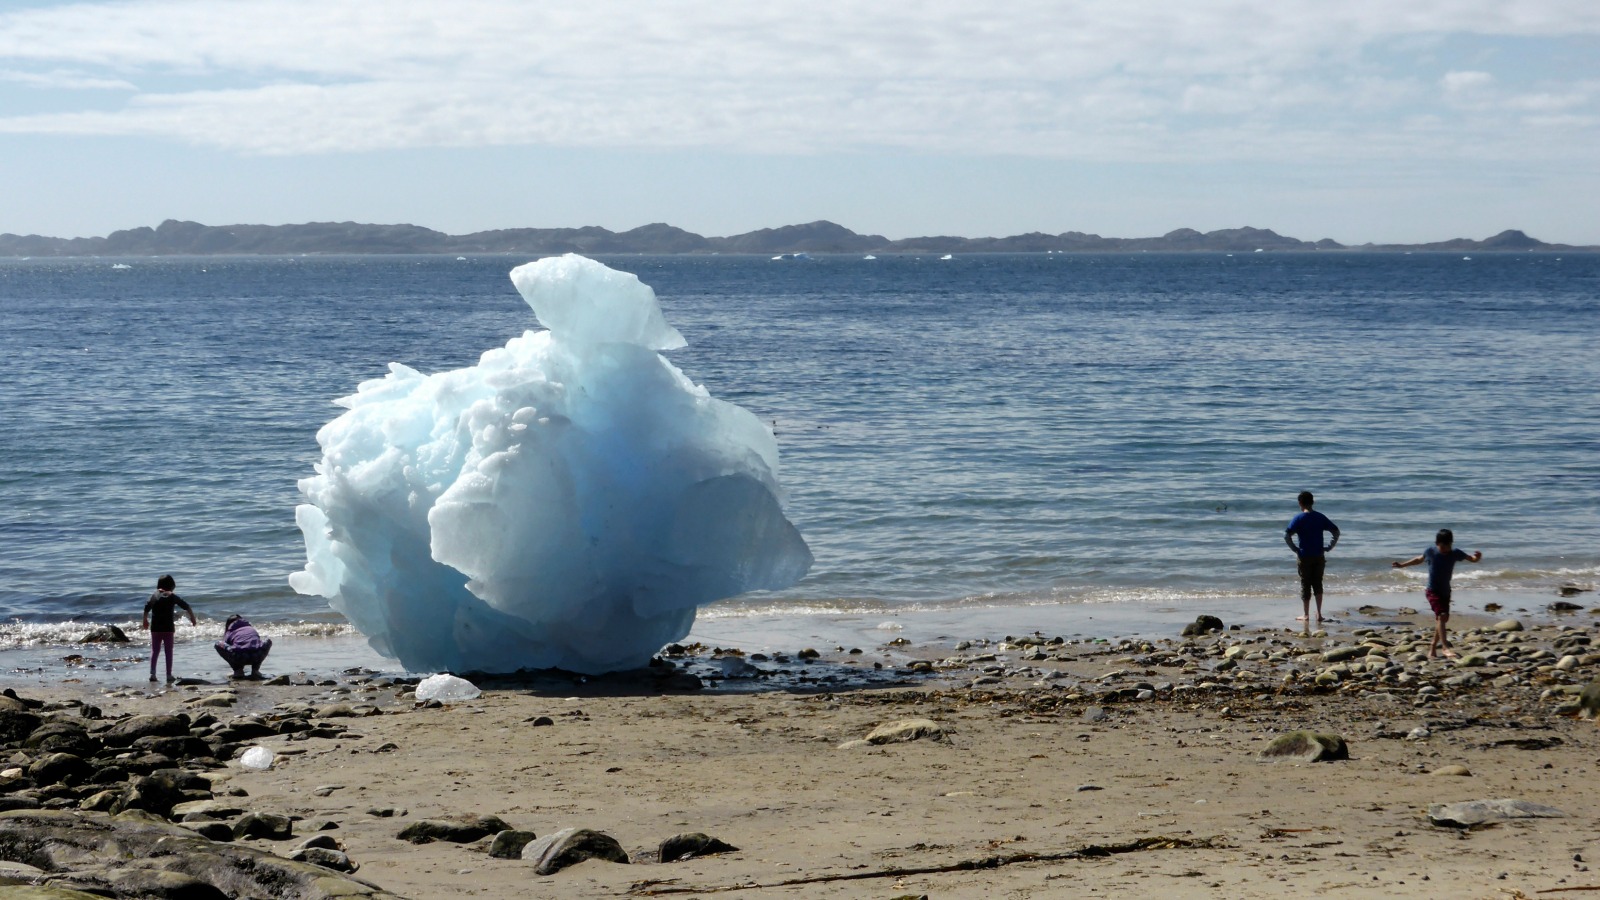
1441;70;1495;92
0;0;1595;165
0;68;135;90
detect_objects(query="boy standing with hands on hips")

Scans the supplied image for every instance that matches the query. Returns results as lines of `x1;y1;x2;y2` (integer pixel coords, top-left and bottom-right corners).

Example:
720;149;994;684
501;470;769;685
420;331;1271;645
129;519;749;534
1285;491;1340;627
1393;529;1483;659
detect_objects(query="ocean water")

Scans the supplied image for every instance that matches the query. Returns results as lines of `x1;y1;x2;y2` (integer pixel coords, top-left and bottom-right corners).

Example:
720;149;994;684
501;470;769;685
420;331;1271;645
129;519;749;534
1;252;1597;662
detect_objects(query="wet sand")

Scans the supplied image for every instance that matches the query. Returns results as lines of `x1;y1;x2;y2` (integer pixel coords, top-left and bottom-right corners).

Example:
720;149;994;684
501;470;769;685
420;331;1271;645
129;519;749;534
6;592;1599;898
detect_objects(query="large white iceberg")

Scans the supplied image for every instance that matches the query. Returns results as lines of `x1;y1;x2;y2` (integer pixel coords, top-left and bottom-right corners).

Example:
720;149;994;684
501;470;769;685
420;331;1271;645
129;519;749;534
289;255;812;674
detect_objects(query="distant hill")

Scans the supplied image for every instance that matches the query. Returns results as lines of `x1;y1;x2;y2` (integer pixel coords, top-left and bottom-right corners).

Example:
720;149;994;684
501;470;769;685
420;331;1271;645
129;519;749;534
0;220;1592;257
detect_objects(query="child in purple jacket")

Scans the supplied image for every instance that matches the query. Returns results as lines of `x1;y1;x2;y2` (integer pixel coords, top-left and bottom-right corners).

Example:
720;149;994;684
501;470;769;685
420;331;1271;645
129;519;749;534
215;614;273;679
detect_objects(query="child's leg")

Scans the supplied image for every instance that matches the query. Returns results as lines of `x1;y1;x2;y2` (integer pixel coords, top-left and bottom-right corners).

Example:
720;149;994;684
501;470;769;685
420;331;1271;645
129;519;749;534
149;633;159;680
157;632;175;680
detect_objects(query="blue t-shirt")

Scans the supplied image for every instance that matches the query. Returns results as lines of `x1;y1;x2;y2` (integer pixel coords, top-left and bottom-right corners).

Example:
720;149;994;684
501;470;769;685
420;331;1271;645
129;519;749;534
1286;510;1339;558
1424;546;1470;596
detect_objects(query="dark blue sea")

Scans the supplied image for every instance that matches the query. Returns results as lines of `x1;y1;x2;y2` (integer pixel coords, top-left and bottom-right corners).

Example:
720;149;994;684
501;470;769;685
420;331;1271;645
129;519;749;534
2;251;1597;660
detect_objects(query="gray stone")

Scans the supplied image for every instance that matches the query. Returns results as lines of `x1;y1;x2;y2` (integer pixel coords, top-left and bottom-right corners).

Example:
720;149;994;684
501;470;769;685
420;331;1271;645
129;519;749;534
487;829;538;859
1491;619;1525;632
658;832;738;862
1322;646;1369;663
1181;615;1224;637
79;625;129;644
26;753;91;787
172;799;246;821
98;715;190;748
864;719;945;745
115;770;210;818
185;820;234;842
290;846;358;872
24;723;98;757
1081;707;1109;723
521;827;629;875
1428;799;1565;828
1579;679;1600;718
232;811;293;840
293;834;342;852
396;814;510;844
0;808;401;898
1259;731;1348;763
0;710;42;745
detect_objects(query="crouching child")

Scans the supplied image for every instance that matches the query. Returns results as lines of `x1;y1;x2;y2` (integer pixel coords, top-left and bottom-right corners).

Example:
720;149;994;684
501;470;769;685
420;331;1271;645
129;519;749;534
216;614;272;679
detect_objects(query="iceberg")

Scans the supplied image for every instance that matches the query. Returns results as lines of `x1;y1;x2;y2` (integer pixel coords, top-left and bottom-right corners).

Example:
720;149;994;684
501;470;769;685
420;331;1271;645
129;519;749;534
289;254;812;675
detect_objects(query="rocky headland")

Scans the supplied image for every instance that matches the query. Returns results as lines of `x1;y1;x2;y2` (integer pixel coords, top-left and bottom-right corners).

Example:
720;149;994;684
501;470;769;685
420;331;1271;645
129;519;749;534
1;219;1592;257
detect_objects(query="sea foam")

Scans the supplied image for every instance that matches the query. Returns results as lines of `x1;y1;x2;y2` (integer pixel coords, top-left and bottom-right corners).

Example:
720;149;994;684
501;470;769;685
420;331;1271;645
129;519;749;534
289;255;812;674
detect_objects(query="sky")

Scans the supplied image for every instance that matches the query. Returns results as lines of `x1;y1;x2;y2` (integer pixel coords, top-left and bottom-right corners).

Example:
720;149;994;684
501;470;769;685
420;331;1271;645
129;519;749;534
2;0;1598;244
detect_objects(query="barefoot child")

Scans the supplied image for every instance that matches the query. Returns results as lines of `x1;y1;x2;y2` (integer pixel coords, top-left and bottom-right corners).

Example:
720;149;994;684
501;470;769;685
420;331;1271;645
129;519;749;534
1285;491;1340;627
1392;529;1482;659
141;574;197;683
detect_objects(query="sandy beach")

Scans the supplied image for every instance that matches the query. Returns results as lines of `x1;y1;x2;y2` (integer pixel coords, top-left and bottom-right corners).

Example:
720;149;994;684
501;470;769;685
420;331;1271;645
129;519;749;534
5;595;1600;899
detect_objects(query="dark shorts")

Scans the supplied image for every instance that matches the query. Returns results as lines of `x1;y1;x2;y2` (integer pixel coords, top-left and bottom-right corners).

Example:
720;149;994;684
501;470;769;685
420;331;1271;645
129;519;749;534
1426;588;1451;617
1297;555;1326;598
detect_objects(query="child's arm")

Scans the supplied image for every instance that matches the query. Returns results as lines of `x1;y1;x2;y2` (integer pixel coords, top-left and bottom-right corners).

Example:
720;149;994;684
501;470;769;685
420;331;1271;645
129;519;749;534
1392;555;1425;569
140;613;149;631
1466;551;1483;563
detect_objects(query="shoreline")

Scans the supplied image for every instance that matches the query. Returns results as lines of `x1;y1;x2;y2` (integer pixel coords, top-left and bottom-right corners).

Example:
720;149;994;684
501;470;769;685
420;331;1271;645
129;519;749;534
1;594;1598;898
1;588;1585;688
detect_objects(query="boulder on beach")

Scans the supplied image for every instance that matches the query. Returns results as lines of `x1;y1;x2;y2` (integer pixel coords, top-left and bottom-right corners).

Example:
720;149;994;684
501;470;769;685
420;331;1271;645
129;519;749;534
396;814;510;844
864;719;946;745
658;832;738;862
0;808;401;898
522;827;629;875
488;829;538;859
98;714;191;748
1182;615;1224;637
1428;799;1565;828
1259;731;1348;763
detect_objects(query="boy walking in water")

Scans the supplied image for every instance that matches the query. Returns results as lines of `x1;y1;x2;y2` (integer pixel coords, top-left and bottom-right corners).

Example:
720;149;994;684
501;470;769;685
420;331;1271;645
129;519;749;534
141;574;196;683
1285;491;1340;626
1393;529;1483;659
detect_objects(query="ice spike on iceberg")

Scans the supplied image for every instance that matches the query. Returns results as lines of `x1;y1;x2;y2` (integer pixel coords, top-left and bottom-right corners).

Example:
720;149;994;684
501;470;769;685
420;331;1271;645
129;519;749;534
290;254;812;674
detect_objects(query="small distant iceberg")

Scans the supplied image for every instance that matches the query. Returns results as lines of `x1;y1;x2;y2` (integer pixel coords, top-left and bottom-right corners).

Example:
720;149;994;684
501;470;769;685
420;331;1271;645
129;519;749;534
863;254;876;260
1253;248;1264;253
111;263;131;269
456;256;467;261
1462;256;1472;260
771;252;812;261
940;254;953;260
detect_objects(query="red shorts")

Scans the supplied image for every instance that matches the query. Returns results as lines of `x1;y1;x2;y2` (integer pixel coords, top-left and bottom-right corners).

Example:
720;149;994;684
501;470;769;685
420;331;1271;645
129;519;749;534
1425;588;1450;617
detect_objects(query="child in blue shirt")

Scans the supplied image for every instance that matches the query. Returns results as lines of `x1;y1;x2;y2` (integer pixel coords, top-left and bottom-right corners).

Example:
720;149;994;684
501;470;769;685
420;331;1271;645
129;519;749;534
1284;491;1340;627
1393;528;1483;659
